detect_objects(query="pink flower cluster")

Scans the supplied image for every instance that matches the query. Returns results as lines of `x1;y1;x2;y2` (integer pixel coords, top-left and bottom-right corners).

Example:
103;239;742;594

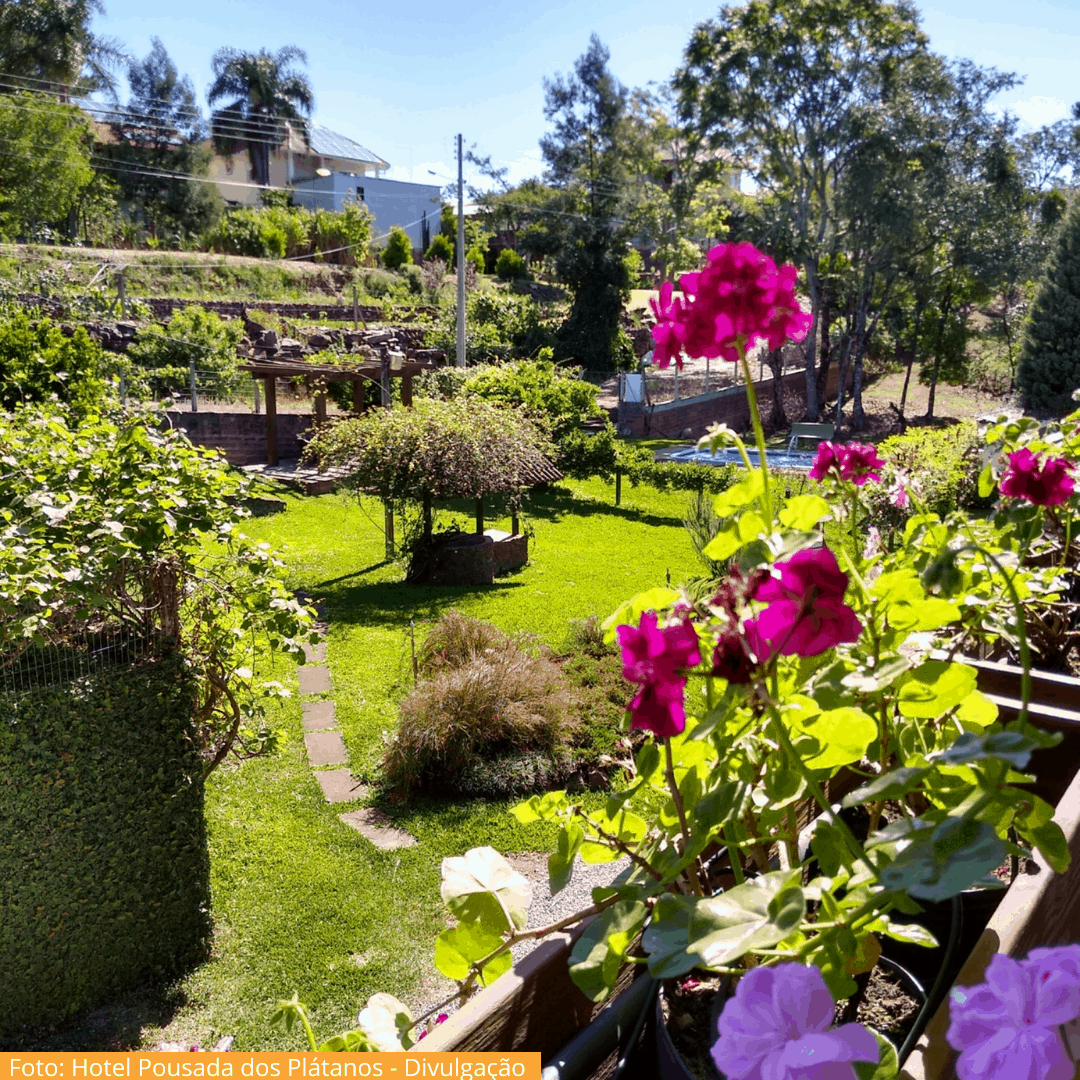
712;963;879;1080
746;547;862;660
616;549;861;734
616;612;701;737
809;441;884;487
1000;448;1075;507
649;242;812;369
947;946;1080;1080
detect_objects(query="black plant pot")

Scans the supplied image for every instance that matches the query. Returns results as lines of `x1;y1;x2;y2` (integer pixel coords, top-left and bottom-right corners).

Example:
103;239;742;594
653;958;927;1080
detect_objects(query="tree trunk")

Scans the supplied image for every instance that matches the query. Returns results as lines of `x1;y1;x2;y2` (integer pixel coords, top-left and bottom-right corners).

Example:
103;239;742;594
768;348;787;429
803;263;821;421
850;290;870;431
897;301;922;425
816;282;834;408
924;293;954;421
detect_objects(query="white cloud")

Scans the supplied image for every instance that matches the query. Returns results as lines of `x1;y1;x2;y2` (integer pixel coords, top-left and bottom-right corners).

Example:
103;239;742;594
1005;95;1071;130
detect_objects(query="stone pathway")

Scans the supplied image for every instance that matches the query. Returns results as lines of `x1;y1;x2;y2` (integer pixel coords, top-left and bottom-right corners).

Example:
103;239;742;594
297;607;416;850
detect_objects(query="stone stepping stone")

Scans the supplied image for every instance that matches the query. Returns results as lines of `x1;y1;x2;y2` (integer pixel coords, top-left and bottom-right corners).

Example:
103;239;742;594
304;641;328;664
305;730;348;767
339;808;417;850
315;769;368;804
302;700;337;732
298;665;331;695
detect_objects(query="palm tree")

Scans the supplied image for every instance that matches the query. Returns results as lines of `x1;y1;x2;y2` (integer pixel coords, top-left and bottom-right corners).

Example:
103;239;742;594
206;46;314;189
0;0;126;99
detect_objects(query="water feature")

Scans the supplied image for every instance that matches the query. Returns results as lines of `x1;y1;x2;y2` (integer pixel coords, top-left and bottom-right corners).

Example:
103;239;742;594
662;446;816;470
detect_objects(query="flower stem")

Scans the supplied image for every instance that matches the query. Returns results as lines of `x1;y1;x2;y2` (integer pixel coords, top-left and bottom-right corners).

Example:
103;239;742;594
738;345;773;528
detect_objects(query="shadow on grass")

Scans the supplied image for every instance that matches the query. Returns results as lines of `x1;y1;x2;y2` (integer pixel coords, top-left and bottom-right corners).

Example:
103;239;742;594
320;576;528;626
0;982;190;1052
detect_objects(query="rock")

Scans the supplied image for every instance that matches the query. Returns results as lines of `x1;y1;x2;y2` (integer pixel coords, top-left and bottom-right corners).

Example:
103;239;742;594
257;329;278;349
279;337;302;351
115;321;137;337
308;332;332;349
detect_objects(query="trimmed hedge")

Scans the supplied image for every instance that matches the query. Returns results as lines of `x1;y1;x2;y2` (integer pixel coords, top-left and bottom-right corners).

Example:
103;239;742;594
0;651;209;1038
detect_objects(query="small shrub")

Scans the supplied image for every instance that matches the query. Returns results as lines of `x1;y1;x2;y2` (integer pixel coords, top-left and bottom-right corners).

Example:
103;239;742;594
415;608;517;677
495;248;527;281
425;234;454;263
126;305;244;398
400;263;423;296
384;640;577;795
684;489;727;579
0;310;106;420
466;246;486;276
359;268;396;299
382;226;413;271
863;421;993;537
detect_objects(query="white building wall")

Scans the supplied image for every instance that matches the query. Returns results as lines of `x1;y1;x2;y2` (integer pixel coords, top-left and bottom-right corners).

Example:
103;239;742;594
292;174;443;253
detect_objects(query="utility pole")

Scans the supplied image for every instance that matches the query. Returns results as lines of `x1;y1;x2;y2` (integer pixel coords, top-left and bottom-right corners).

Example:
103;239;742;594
456;133;466;369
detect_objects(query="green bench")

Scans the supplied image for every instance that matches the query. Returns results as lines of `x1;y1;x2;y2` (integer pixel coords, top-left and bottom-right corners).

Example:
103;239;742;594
787;422;836;451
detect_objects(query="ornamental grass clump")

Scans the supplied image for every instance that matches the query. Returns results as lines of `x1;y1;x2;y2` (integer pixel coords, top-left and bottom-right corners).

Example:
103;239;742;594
383;616;577;795
289;246;1080;1075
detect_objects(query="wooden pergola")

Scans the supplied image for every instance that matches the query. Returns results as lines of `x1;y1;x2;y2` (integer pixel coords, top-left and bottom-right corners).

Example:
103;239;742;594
242;357;439;465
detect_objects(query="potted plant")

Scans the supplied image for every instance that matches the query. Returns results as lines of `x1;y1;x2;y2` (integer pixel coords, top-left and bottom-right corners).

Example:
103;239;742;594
278;243;1080;1080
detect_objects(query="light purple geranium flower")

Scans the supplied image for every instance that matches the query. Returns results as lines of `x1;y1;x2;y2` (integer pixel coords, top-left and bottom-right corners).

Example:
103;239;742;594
946;948;1080;1080
712;963;879;1080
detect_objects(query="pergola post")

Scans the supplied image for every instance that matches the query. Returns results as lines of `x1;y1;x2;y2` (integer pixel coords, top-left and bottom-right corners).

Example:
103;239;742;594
475;496;484;535
313;387;327;427
401;374;413;407
264;376;278;466
352;378;365;414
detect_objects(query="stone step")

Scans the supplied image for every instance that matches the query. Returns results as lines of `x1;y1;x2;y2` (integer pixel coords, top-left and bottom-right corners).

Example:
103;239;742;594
298;665;332;695
304;641;327;664
302;700;337;732
339;808;417;849
305;730;348;767
315;769;368;804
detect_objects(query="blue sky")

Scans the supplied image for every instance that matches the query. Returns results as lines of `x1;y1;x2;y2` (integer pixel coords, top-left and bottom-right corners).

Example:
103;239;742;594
90;0;1080;190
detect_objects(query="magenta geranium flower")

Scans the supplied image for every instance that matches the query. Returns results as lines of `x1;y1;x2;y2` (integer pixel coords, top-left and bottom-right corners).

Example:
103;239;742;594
809;442;883;486
999;448;1075;507
712;963;879;1080
746;547;862;658
946;950;1080;1080
616;611;701;737
649;242;812;370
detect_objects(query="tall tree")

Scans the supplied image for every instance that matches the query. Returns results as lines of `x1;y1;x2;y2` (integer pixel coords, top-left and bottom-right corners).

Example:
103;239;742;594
206;46;314;189
675;0;932;419
1016;198;1080;415
0;0;125;97
540;34;633;371
102;39;221;241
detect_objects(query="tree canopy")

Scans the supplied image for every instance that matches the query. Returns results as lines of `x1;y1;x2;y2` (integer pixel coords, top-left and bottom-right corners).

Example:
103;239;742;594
207;45;314;188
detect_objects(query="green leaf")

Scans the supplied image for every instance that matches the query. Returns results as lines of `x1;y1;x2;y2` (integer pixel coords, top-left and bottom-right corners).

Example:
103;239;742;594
842;656;912;694
810;820;850;877
898;661;977;719
933;730;1057;771
878;817;1005;902
602;588;681;644
642;893;698;978
853;1029;897;1080
440;846;532;932
1024;819;1071;875
548;823;584;894
434;923;506;981
568;901;648;1003
686;869;806;968
867;915;939;949
636;740;661;783
790;706;877;770
693;781;752;834
713;469;765;516
978;462;996;499
779;494;831;531
841;767;930;808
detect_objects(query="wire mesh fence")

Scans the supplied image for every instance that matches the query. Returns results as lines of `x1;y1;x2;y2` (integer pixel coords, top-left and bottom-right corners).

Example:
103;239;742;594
0;627;156;703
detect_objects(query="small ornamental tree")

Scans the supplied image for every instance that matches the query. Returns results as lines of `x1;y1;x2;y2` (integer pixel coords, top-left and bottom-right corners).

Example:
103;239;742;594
1017;199;1080;414
382;225;414;271
425;233;453;263
303;396;555;545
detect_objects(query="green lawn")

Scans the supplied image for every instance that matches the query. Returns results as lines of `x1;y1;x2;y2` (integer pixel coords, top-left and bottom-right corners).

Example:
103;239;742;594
59;476;705;1052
